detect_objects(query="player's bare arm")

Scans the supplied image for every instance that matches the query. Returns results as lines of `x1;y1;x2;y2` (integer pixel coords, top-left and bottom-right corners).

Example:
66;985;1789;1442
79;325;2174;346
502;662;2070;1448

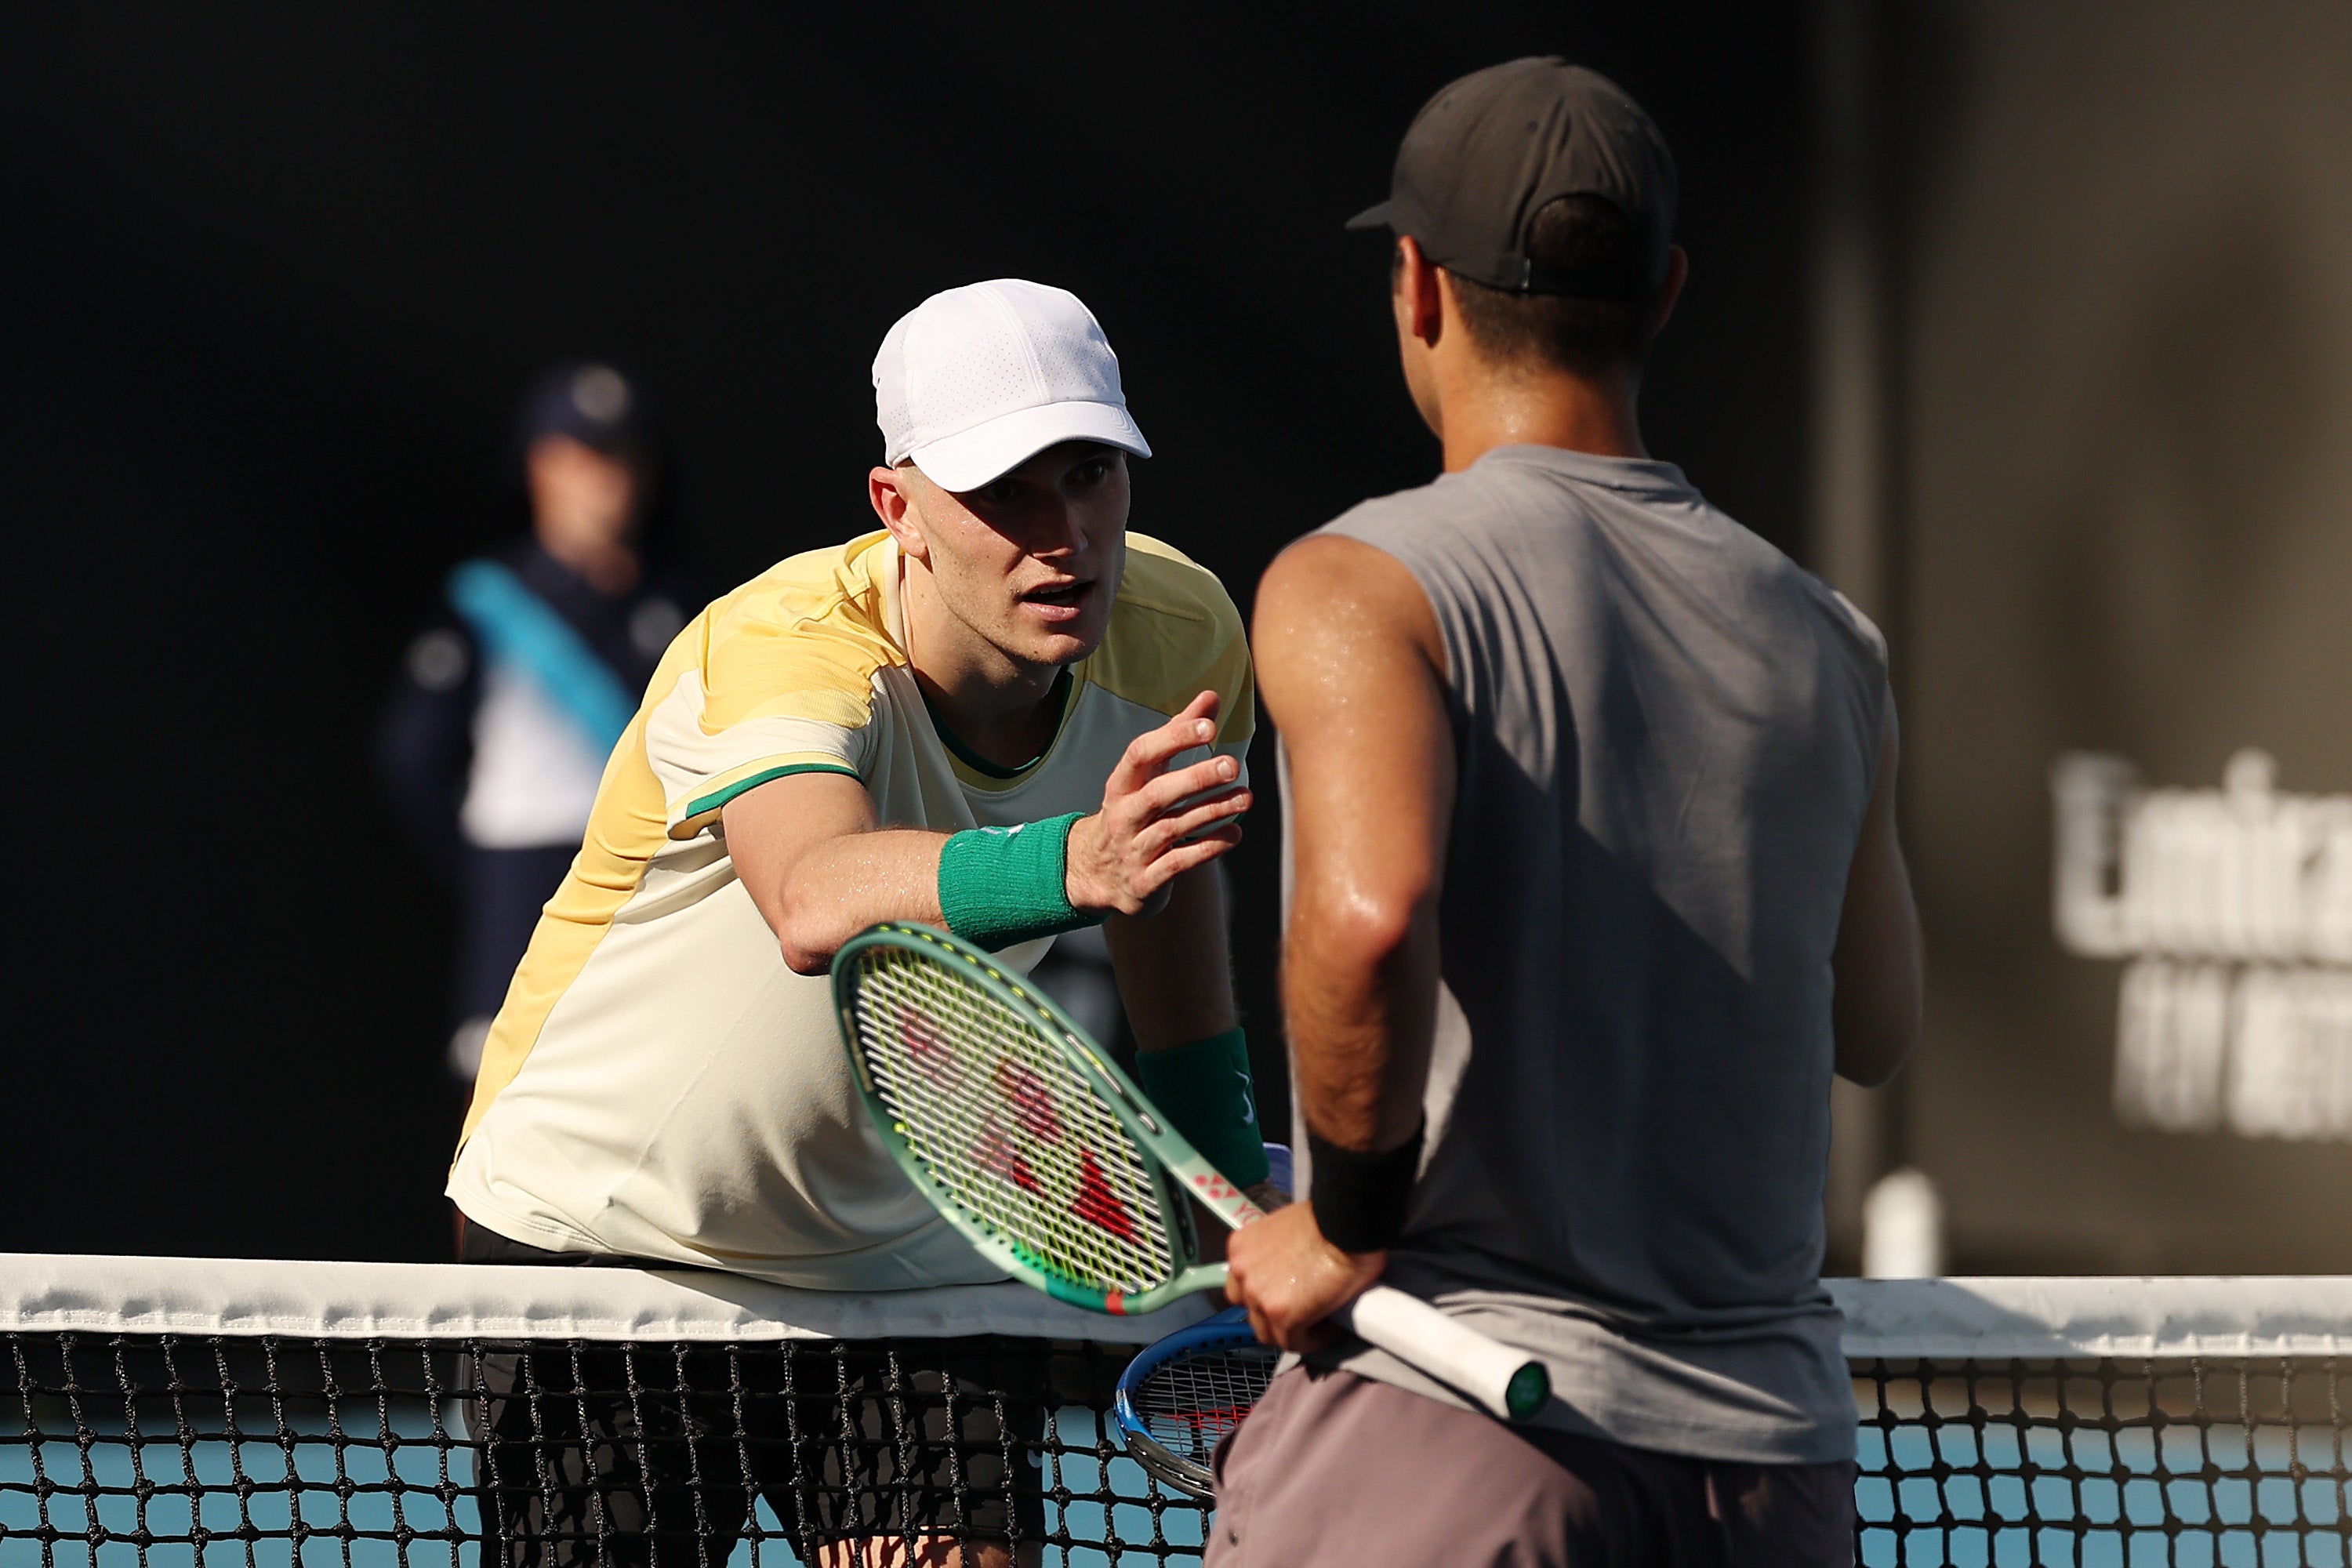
720;437;1247;973
725;693;1248;975
1225;534;1454;1350
1105;862;1239;1049
1105;863;1294;1215
1832;724;1922;1086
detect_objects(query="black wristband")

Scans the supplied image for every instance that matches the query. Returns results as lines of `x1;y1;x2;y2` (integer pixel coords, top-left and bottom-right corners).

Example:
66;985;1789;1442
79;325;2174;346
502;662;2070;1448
1306;1122;1425;1254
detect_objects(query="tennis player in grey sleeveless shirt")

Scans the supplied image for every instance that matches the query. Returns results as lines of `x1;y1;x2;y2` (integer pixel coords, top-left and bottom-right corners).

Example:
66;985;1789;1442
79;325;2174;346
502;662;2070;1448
1310;445;1889;1462
1214;59;1920;1566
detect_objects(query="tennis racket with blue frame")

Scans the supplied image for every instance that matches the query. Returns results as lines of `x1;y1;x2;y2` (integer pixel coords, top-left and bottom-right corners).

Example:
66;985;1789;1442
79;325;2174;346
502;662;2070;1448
832;921;1549;1424
1112;1305;1276;1500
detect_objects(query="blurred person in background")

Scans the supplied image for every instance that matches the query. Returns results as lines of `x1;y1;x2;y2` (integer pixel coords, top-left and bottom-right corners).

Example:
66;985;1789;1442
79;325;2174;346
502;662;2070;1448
377;361;697;1095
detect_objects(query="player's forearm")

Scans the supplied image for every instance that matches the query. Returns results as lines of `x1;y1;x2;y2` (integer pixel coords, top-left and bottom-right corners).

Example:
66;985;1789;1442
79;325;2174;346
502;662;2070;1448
1831;724;1922;1086
1109;860;1269;1195
1833;965;1918;1087
731;698;1250;975
1282;889;1439;1154
1253;535;1453;1160
1103;866;1237;1051
1832;872;1922;1086
765;829;947;974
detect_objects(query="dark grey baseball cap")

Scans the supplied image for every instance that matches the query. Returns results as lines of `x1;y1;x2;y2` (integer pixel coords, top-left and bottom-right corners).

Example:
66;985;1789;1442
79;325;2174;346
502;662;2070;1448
1348;57;1677;300
516;360;648;455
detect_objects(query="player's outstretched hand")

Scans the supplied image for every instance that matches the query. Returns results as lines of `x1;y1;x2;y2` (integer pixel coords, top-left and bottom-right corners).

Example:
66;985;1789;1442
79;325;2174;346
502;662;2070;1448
1223;1200;1386;1353
1064;691;1250;917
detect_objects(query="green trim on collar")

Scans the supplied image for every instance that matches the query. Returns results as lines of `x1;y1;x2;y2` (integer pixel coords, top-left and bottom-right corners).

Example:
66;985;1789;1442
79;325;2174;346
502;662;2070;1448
923;668;1076;783
684;761;860;822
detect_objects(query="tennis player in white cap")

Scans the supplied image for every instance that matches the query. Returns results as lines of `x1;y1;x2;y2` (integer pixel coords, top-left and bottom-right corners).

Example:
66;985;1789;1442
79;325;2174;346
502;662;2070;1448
445;279;1270;1566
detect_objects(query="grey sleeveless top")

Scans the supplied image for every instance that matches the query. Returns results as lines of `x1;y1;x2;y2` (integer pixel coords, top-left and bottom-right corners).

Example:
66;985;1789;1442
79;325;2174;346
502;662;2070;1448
1291;445;1890;1464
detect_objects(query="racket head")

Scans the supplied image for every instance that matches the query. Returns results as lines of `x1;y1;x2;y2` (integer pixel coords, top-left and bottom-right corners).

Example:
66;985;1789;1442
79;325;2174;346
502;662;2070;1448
1112;1306;1278;1501
833;922;1202;1312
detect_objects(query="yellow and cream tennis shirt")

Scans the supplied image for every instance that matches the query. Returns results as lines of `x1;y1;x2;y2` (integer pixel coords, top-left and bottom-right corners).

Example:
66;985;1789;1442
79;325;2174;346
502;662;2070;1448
446;529;1253;1288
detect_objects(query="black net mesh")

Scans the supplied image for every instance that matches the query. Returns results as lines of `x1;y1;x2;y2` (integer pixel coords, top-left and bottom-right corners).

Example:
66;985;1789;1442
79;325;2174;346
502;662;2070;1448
1855;1355;2352;1565
2;1331;1212;1565
12;1316;2352;1564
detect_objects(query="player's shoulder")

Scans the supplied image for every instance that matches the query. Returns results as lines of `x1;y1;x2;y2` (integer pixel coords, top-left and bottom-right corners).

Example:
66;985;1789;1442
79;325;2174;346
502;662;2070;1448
1799;573;1890;668
1711;524;1893;684
1324;459;1517;536
1087;533;1252;722
703;532;892;638
1109;534;1243;636
689;532;904;728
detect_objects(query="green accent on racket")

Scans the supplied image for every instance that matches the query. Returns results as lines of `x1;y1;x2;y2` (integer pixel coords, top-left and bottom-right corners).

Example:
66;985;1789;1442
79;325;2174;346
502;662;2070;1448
833;921;1552;1422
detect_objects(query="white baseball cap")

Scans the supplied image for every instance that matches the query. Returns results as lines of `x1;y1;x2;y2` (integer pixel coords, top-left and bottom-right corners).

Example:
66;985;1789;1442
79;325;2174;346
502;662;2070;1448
872;279;1152;493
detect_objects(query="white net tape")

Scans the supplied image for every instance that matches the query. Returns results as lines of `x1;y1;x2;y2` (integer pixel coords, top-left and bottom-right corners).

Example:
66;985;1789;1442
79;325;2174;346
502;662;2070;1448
0;1254;1216;1344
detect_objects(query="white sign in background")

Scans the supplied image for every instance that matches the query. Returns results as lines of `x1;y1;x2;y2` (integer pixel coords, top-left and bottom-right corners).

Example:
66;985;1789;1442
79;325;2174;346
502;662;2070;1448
2052;750;2352;1141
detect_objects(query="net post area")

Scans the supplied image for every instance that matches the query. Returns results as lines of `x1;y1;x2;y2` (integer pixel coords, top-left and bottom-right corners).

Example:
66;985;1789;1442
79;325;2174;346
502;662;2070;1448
0;1254;1223;1566
3;1262;2350;1566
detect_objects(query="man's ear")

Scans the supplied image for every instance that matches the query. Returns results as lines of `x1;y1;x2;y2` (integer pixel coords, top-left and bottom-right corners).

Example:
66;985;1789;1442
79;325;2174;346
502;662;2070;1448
1650;245;1690;339
1396;235;1446;347
868;465;931;562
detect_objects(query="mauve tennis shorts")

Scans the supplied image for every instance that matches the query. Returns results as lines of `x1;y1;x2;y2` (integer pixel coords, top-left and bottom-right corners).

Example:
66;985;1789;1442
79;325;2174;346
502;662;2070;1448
1207;1367;1856;1568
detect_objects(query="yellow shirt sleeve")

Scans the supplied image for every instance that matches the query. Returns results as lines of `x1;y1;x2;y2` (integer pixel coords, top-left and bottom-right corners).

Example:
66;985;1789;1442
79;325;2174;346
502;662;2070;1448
642;546;904;838
1090;533;1257;754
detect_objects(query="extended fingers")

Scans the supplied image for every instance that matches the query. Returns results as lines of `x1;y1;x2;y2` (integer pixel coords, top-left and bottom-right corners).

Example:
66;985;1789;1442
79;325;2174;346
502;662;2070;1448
1131;752;1243;820
1109;694;1225;793
1133;829;1242;896
1131;711;1219;775
1174;688;1221;728
1141;789;1251;852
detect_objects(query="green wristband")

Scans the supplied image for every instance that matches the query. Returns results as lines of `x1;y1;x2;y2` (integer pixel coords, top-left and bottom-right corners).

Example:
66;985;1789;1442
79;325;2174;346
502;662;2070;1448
936;813;1101;953
1134;1028;1272;1189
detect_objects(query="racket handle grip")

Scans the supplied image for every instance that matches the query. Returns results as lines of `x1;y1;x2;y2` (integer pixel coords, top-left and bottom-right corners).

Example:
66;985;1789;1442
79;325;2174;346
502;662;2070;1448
1334;1285;1551;1423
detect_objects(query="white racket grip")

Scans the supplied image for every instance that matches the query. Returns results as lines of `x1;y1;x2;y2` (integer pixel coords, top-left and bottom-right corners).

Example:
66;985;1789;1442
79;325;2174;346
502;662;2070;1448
1334;1285;1551;1423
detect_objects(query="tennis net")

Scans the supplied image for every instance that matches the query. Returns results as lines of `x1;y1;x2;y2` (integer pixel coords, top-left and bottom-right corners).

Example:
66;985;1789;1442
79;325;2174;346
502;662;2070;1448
1;1254;1219;1565
3;1259;2347;1565
1835;1275;2351;1565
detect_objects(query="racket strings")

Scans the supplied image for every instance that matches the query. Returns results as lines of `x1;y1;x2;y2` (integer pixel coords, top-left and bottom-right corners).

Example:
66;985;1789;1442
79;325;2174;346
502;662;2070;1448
1138;1346;1279;1460
849;947;1178;1295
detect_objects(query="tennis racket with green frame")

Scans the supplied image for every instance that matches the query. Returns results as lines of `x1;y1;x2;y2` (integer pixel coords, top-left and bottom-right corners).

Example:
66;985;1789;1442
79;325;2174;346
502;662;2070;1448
832;921;1551;1424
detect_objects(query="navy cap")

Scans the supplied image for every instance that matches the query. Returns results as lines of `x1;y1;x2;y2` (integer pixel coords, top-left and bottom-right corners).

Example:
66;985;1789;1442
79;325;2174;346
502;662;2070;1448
515;361;646;455
1349;58;1677;300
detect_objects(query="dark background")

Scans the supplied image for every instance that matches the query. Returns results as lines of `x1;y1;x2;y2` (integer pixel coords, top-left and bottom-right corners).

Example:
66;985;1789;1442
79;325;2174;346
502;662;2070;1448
1876;1;2352;1272
0;5;1807;1261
